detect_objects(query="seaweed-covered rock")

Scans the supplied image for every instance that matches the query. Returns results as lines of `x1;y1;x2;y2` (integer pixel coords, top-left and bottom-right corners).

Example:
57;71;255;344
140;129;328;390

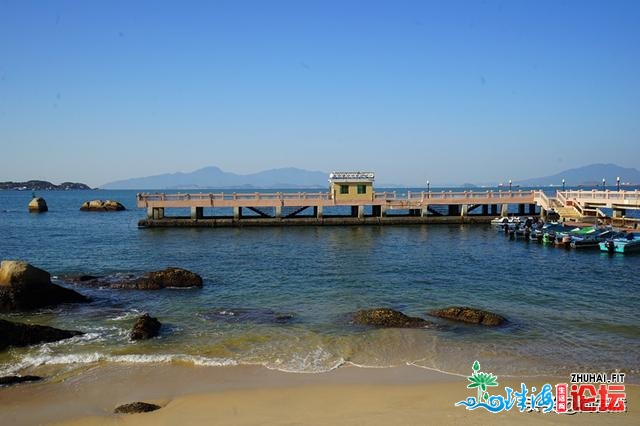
130;314;161;341
114;401;162;414
428;306;506;326
113;267;203;290
0;375;43;386
0;260;89;312
351;308;432;328
0;318;83;350
80;200;126;211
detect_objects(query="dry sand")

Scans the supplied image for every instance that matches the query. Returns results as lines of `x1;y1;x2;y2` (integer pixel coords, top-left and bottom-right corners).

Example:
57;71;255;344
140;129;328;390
0;364;636;425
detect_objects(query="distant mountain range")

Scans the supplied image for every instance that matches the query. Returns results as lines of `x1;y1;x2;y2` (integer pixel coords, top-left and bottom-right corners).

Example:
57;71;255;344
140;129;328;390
101;166;329;189
514;163;640;187
0;180;92;191
99;163;640;189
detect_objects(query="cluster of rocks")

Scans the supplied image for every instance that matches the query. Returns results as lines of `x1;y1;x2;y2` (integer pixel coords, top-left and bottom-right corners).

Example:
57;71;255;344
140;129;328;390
0;260;206;387
25;198;127;213
80;200;126;211
350;306;506;328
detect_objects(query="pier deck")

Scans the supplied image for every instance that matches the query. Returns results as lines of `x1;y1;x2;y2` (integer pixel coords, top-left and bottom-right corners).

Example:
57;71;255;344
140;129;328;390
136;189;639;228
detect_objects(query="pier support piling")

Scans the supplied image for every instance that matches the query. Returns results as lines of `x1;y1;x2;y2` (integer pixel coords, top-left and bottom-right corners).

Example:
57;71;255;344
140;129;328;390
233;206;242;220
190;207;203;220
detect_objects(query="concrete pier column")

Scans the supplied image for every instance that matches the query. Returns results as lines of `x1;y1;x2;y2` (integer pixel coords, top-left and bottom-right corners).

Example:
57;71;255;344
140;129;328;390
233;206;242;220
191;206;203;219
421;205;429;217
381;205;388;217
358;205;365;219
461;205;468;217
149;207;165;219
613;209;626;218
541;208;547;221
500;204;508;216
315;205;323;218
275;205;282;218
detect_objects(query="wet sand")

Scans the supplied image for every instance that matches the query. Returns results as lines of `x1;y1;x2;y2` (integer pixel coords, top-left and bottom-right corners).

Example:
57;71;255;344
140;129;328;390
1;364;636;425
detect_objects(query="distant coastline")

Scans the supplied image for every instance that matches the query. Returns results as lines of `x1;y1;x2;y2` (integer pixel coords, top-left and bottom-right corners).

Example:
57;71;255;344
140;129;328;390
0;180;92;191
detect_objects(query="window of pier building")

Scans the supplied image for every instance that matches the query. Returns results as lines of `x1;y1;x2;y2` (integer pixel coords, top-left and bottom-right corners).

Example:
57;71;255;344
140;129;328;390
340;185;349;194
357;184;367;194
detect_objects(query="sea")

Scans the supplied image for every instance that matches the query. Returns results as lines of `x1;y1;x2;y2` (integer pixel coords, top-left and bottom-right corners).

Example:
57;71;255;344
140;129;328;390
1;188;639;383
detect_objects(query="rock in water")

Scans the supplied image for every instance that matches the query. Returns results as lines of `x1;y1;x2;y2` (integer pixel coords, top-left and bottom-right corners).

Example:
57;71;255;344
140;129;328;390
114;402;162;414
80;200;126;211
130;314;161;340
351;308;432;328
113;267;203;290
428;306;506;326
0;318;83;350
0;260;89;312
28;197;48;213
0;375;43;386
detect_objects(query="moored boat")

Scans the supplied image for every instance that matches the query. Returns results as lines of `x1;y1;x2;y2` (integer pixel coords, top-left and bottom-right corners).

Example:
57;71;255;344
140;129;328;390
599;232;640;254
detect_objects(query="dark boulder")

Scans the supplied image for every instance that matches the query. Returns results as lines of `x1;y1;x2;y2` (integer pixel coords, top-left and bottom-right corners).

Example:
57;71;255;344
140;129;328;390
428;306;506;326
113;267;203;290
351;308;433;328
0;260;89;312
0;318;83;350
130;314;162;341
28;197;48;213
114;401;162;414
0;375;43;386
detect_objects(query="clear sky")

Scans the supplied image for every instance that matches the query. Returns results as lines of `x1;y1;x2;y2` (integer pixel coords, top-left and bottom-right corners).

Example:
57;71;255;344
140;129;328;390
1;0;639;187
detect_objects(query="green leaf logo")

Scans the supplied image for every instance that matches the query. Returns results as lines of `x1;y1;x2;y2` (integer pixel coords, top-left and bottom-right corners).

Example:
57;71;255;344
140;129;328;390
466;361;499;403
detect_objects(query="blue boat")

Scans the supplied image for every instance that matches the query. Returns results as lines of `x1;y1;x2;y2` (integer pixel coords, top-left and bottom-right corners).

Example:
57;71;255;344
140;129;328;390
599;232;640;254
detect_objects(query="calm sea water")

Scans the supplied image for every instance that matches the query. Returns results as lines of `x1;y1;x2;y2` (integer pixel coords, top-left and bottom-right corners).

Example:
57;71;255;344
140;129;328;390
1;189;638;382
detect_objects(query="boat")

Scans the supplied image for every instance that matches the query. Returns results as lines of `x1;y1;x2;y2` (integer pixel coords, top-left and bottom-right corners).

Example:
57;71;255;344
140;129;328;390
491;216;522;228
569;228;617;249
599;232;640;254
541;223;578;245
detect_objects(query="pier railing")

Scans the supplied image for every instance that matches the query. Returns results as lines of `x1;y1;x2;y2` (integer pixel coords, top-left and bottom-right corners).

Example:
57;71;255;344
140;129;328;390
137;190;538;209
558;190;640;207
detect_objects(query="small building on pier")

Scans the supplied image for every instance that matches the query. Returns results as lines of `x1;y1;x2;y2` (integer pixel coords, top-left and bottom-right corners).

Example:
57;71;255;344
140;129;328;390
329;171;375;201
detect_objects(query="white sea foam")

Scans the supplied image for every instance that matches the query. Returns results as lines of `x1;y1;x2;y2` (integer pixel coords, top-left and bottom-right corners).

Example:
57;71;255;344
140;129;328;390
108;310;142;321
263;346;346;373
12;352;239;371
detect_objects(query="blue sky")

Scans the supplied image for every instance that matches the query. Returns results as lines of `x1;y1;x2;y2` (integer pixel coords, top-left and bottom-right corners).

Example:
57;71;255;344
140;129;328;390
1;0;638;187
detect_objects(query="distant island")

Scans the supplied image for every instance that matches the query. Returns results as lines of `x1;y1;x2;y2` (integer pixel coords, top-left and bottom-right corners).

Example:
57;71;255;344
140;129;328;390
101;166;329;190
100;163;640;190
0;180;92;191
514;163;640;187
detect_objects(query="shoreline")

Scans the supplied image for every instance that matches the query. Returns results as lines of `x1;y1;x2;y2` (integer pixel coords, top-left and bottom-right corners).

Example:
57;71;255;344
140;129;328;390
1;363;637;425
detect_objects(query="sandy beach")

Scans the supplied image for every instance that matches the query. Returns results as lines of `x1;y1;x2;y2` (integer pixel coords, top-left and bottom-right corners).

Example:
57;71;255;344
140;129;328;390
1;364;636;425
